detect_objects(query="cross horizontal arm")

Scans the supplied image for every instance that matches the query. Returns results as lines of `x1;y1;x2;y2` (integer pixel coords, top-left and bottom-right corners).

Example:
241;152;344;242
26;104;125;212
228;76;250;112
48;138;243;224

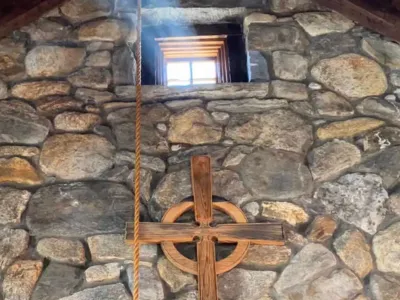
125;222;197;244
126;222;285;245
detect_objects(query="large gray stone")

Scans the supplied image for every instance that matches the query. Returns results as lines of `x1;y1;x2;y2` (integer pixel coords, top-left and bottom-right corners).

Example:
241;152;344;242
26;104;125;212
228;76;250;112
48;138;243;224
68;67;111;89
308;140;361;182
88;234;132;262
315;173;388;234
373;222;400;275
279;269;363;300
270;80;308;101
59;283;130;300
26;182;135;237
270;0;318;13
272;51;308;80
240;149;313;200
274;243;337;295
247;50;269;82
31;263;82;300
35;96;84;116
11;81;71;100
75;88;114;104
114;123;169;154
0;228;29;271
206;98;288;113
107;104;171;125
126;263;164;300
142;7;253;25
40;134;115;180
311;54;388;100
60;0;112;23
37;238;86;265
78;19;130;43
312;91;354;118
112;46;135;85
0;187;30;225
362;37;400;70
26;46;85;77
168;145;229;168
3;260;43;300
218;268;277;300
391;71;400;87
21;19;71;41
115;83;269;101
357;97;400;126
333;230;373;278
85;50;111;67
223;145;254;167
213;170;252;206
168;108;223;145
0;100;50;145
309;33;357;63
157;256;196;292
354;146;400;189
241;245;291;269
85;263;121;284
247;24;309;53
0;38;26;82
115;151;166;172
149;169;192;221
226;109;313;154
370;273;400;300
54;112;101;132
295;12;354;36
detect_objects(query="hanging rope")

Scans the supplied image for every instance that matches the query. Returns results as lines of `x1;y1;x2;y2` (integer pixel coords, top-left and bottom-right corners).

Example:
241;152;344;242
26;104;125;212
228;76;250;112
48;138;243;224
132;0;142;298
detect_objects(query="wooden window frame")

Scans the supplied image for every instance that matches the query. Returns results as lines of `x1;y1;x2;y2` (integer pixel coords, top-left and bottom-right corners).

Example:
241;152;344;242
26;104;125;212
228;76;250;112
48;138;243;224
154;35;230;86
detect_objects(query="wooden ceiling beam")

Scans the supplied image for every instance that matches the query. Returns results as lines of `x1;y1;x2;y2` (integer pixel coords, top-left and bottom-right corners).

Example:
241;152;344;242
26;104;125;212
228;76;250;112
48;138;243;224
314;0;400;42
0;0;67;39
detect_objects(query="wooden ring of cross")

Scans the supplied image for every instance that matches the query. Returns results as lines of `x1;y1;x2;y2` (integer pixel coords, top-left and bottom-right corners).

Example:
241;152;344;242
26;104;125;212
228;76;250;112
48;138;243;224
161;201;250;275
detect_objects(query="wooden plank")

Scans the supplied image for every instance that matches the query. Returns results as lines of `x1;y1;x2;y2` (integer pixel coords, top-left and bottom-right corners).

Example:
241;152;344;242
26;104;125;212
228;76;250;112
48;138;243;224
215;223;285;245
125;222;197;244
164;53;218;59
0;0;67;39
192;156;213;225
315;0;400;42
197;237;218;300
126;222;284;245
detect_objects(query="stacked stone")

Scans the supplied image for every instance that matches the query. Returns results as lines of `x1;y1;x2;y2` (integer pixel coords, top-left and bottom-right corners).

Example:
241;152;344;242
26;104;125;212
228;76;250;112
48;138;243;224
0;0;400;299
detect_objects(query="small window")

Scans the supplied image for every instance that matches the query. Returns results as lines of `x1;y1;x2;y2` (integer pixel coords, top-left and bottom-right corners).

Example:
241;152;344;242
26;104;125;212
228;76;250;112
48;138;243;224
166;59;217;86
141;24;248;85
154;35;230;86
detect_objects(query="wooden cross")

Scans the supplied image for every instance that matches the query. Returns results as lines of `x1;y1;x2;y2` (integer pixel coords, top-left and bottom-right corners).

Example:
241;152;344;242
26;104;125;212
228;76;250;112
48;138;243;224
126;156;285;300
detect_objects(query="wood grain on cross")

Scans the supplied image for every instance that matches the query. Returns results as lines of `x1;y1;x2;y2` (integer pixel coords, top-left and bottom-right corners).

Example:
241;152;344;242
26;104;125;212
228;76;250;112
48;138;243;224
126;156;285;300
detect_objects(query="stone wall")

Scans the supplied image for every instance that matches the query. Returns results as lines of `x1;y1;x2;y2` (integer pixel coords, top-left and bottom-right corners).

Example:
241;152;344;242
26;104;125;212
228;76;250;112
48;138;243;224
1;0;400;299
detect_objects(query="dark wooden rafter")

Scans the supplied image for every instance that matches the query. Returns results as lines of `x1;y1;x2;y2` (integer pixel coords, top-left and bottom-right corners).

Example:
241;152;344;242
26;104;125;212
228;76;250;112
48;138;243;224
315;0;400;42
0;0;67;39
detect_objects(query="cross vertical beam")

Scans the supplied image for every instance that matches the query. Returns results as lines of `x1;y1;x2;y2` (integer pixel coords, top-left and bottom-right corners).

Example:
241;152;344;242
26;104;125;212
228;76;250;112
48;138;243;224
192;156;218;300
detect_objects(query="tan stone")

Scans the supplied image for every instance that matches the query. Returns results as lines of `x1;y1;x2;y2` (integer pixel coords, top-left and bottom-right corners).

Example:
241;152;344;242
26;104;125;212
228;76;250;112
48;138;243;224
25;46;86;77
373;222;400;275
168;107;222;145
36;96;84;116
244;13;277;32
0;157;42;186
317;118;385;140
61;0;112;23
39;134;114;180
85;263;122;284
54;112;101;132
0;38;26;81
88;234;132;263
261;202;309;226
0;187;30;225
3;260;43;300
0;146;39;158
20;19;70;41
311;54;388;100
157;256;196;293
334;230;373;278
307;216;337;243
11;81;71;100
37;238;86;265
78;19;130;43
294;12;354;36
241;245;291;269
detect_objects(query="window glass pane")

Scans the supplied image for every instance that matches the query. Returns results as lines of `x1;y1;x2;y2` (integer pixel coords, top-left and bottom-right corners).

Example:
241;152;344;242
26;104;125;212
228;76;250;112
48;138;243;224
192;61;216;80
193;79;216;85
167;61;190;86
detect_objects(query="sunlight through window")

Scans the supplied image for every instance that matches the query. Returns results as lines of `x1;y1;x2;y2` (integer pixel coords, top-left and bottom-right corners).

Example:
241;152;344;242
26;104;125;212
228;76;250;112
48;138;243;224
167;60;217;86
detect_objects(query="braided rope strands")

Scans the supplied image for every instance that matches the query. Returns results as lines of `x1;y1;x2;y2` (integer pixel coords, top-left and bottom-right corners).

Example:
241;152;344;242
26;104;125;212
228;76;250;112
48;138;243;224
132;0;142;298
